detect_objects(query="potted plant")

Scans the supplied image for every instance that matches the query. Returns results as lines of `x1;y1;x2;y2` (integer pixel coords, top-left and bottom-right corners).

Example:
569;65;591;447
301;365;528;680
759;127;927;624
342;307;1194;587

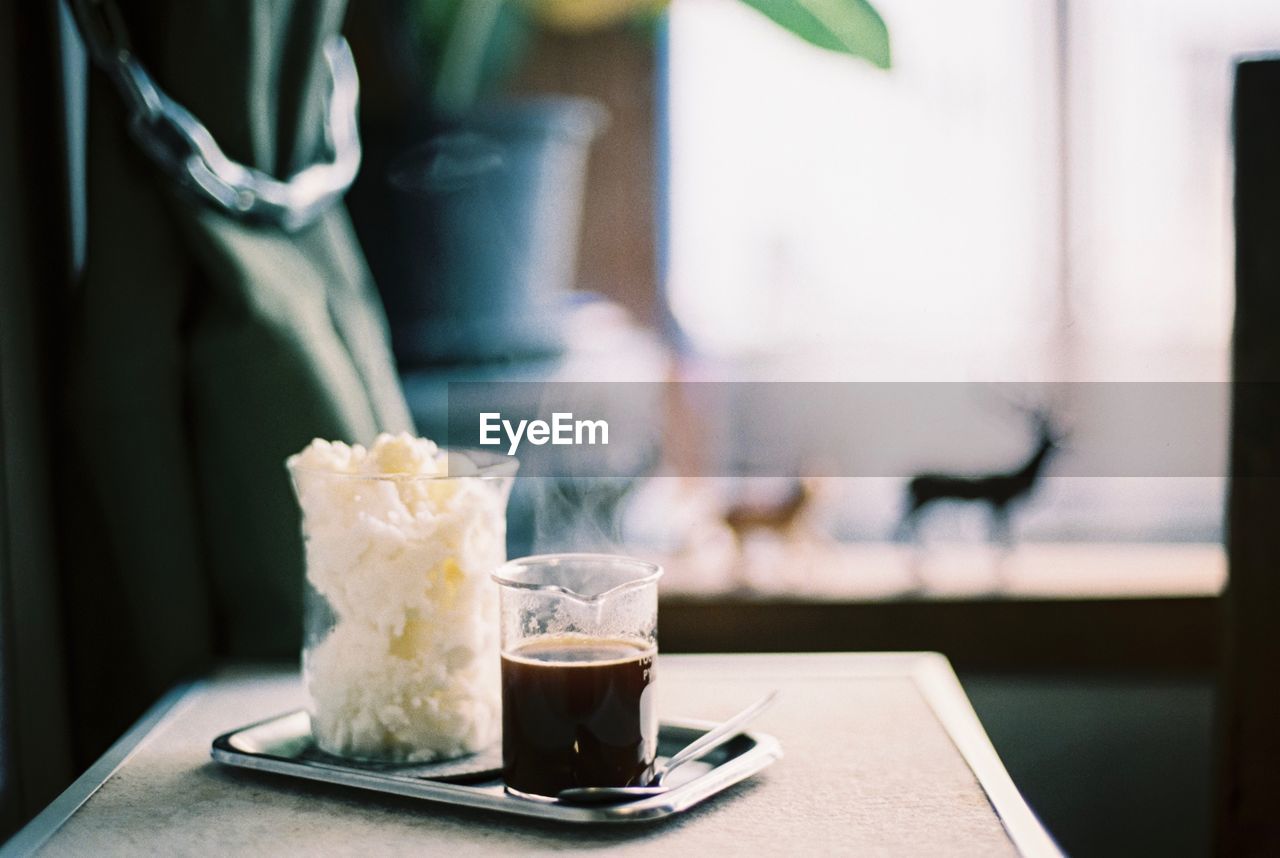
345;0;890;367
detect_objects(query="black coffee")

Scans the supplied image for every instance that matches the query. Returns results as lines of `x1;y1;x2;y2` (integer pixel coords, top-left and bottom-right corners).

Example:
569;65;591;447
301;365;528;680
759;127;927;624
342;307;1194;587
501;636;656;797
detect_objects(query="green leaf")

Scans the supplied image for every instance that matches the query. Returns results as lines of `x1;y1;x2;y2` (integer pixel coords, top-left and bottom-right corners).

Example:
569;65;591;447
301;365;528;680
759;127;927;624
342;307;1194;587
415;0;532;113
737;0;891;69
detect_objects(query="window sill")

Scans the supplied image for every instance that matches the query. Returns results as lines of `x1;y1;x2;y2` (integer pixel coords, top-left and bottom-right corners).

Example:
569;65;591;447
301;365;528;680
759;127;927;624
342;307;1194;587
658;541;1224;601
657;542;1223;671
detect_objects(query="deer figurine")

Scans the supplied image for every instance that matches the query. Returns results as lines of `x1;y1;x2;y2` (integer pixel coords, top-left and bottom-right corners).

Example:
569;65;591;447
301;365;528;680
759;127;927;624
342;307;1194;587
896;410;1062;545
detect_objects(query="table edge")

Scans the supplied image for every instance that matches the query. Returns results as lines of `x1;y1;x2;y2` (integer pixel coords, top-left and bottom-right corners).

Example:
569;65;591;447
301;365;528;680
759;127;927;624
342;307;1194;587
665;651;1064;857
0;682;200;857
911;654;1064;858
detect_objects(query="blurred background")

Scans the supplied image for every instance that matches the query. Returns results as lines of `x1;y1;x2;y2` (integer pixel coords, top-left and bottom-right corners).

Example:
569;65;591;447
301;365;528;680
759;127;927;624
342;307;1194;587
5;0;1280;854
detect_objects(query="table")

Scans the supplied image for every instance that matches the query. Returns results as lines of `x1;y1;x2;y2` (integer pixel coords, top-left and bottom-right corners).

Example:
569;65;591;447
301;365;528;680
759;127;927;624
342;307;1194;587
8;653;1060;856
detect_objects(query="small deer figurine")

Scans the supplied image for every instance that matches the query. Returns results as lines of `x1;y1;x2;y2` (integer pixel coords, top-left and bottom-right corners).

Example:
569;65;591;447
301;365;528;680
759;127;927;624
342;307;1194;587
724;479;811;538
897;410;1061;545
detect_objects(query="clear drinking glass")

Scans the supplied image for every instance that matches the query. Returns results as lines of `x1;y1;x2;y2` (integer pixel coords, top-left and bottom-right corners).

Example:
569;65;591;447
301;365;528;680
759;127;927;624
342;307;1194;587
492;553;662;798
288;449;516;763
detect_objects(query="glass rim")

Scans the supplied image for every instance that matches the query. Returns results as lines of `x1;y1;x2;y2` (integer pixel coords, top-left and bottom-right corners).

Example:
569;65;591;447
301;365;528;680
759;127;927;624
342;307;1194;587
285;447;518;482
491;553;663;604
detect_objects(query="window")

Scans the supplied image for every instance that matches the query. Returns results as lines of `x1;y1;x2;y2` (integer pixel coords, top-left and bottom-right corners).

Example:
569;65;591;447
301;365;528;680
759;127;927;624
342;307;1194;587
654;0;1280;592
668;0;1058;380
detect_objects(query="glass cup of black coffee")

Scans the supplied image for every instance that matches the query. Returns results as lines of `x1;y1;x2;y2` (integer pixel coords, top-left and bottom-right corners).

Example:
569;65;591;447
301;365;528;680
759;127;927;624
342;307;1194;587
492;554;661;799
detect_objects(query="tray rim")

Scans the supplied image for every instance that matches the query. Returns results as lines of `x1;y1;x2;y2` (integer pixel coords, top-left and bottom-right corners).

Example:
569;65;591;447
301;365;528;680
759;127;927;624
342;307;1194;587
210;710;782;824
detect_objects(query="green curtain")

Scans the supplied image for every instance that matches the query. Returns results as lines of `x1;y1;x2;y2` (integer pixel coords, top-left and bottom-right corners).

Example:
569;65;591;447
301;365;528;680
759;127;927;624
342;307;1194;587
1;0;76;829
66;0;411;748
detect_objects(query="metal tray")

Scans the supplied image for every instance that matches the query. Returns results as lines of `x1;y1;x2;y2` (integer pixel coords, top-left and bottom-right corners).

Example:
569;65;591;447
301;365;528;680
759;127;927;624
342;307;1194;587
210;711;782;823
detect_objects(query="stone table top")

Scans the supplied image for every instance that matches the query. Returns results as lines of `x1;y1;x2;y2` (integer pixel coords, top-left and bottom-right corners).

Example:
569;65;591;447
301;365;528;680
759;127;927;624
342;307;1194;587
12;653;1059;857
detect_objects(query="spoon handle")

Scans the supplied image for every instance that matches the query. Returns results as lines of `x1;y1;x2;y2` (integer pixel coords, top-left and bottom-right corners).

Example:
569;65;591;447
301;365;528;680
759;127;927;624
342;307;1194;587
656;690;779;783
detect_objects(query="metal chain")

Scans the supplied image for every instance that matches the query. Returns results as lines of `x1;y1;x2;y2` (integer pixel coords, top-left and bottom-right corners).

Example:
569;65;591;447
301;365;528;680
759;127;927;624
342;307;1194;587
70;0;362;232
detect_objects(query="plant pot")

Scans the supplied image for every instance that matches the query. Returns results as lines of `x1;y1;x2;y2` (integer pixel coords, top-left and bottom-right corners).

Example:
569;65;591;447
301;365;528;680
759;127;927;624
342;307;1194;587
348;97;607;367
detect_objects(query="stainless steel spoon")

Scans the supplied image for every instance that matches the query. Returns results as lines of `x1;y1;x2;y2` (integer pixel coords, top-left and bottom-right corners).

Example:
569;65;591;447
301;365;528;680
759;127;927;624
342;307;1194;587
556;690;779;804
